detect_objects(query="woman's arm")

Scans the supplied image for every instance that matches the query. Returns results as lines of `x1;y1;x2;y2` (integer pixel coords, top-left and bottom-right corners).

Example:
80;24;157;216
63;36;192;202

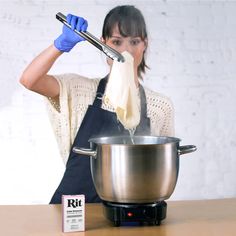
19;13;88;99
19;44;61;98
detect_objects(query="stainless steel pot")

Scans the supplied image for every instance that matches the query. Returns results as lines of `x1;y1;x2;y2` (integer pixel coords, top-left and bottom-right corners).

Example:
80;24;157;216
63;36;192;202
73;135;197;203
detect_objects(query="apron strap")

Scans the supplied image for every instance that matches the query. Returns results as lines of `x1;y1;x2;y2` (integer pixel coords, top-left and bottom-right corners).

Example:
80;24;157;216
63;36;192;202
139;85;148;119
93;76;108;107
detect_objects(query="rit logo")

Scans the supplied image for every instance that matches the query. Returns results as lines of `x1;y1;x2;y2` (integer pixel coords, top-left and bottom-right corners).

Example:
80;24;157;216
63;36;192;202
67;199;82;208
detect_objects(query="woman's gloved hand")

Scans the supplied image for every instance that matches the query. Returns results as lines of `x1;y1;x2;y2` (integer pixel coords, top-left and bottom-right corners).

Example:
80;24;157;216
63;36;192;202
54;14;88;52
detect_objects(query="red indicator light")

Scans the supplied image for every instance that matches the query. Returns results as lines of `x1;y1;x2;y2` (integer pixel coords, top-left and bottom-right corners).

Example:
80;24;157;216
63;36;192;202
127;212;133;217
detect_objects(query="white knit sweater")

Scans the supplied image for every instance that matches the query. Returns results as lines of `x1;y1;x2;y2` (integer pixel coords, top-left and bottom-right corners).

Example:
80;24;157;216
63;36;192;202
45;73;175;164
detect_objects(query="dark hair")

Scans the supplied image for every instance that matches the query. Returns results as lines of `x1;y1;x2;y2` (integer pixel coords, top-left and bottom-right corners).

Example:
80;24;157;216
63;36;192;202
102;5;149;78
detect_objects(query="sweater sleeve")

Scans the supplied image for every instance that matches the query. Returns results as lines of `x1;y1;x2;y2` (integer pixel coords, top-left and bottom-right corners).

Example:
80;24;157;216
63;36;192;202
145;87;175;137
44;74;72;165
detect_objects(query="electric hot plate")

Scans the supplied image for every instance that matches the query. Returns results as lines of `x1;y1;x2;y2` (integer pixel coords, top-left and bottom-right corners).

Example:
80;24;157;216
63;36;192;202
102;201;167;226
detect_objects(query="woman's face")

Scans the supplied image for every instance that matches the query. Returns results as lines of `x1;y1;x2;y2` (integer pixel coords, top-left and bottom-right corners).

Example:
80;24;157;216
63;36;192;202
103;24;147;78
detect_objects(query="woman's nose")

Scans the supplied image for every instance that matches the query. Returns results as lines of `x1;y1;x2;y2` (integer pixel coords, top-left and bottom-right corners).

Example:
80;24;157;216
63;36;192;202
121;42;134;54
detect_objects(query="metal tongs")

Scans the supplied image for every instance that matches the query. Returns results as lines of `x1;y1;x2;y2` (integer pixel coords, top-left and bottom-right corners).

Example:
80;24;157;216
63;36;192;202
56;12;125;63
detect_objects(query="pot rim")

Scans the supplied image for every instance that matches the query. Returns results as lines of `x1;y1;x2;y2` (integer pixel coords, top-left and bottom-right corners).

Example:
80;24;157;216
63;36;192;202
88;135;181;146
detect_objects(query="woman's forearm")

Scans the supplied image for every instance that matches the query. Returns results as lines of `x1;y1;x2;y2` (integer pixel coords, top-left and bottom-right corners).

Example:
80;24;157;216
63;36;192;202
19;44;62;97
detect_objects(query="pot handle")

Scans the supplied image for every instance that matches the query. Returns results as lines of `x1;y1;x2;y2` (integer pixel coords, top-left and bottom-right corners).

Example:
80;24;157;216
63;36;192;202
72;146;97;158
178;145;197;155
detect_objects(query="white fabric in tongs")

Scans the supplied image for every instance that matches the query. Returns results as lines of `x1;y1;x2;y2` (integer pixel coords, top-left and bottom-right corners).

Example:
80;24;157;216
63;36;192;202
104;51;140;130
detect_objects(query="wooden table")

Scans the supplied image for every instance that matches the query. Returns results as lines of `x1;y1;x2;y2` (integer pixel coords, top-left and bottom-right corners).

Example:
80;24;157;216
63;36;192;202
0;198;236;236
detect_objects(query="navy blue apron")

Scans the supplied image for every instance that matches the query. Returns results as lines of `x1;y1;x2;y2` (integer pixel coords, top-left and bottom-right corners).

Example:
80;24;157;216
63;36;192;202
49;76;150;204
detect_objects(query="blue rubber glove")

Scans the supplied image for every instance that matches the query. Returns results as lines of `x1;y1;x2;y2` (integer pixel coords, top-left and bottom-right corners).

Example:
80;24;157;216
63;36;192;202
54;14;88;52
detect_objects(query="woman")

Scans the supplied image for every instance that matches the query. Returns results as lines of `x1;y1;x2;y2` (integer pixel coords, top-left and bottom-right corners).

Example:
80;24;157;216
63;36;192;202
20;5;174;204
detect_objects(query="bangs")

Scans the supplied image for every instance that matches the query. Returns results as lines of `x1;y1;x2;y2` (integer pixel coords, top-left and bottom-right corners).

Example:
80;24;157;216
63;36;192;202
118;16;146;38
102;6;147;39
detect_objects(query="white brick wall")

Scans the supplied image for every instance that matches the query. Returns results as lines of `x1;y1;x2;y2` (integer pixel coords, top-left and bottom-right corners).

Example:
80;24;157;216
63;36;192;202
0;0;236;204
